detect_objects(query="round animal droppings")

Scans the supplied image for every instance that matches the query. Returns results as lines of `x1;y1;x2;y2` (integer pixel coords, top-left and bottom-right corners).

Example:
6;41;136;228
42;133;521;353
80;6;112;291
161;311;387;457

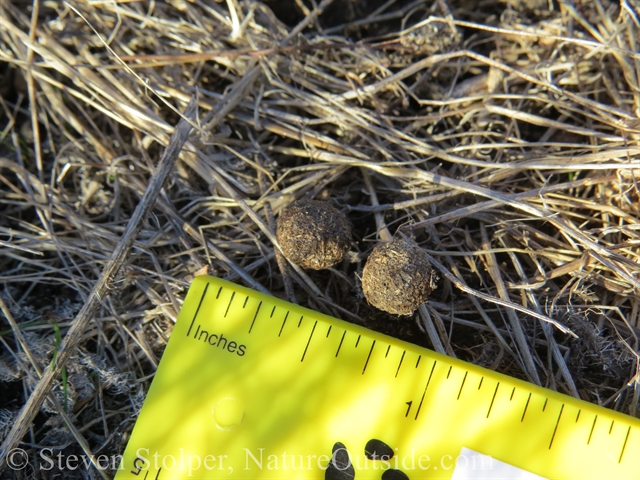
276;199;352;270
362;238;437;315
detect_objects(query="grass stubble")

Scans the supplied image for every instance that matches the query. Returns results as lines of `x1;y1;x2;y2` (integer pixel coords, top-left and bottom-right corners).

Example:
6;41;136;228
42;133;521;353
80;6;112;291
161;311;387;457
0;0;639;477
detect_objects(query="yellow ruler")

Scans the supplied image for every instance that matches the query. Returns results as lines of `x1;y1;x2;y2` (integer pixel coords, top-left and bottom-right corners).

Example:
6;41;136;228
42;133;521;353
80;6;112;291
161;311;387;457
115;275;640;479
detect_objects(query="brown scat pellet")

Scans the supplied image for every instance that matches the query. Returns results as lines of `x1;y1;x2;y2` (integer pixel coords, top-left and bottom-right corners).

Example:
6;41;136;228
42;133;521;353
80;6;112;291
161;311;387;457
362;238;437;315
276;199;352;270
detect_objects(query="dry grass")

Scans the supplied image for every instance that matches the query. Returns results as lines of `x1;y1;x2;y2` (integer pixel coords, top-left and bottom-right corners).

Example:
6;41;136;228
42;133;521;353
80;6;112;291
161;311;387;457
1;0;639;477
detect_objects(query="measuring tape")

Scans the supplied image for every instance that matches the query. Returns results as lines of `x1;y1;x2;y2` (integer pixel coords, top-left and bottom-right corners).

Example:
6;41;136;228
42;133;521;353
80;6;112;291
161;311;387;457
115;275;639;479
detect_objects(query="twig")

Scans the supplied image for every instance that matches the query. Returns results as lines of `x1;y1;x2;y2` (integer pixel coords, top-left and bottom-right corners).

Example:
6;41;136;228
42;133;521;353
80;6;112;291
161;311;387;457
0;298;109;480
480;224;541;385
418;304;446;355
417;247;576;337
0;98;198;473
361;168;392;241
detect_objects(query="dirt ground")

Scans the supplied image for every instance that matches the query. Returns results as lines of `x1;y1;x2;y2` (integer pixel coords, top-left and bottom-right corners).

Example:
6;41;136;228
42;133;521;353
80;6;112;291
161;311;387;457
1;0;639;478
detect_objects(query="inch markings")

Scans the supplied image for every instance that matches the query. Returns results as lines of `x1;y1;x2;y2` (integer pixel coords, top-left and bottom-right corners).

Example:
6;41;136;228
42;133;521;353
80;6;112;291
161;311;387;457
395;351;406;378
248;301;262;334
336;331;346;357
619;426;631;463
414;361;437;421
521;393;532;422
168;277;640;480
362;341;376;374
588;415;598;445
301;321;317;362
457;372;467;400
549;404;564;449
278;311;289;337
224;292;235;317
186;282;209;337
487;383;500;418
